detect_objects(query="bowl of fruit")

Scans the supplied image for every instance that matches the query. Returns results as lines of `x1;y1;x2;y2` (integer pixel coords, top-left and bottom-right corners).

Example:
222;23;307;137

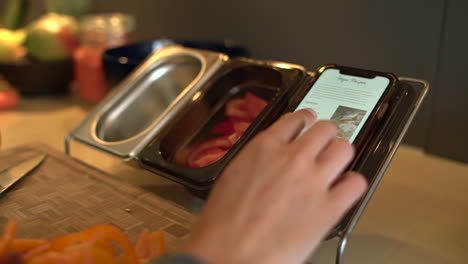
0;12;80;96
0;0;89;97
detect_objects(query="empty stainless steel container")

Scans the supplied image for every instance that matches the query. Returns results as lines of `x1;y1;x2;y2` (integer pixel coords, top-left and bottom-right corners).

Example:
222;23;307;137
67;46;228;159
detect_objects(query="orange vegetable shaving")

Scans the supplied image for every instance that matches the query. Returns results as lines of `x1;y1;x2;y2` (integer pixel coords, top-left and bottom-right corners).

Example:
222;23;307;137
0;219;17;259
23;243;51;262
49;232;85;252
27;251;78;264
11;239;48;252
82;224;139;264
0;220;165;264
135;229;166;262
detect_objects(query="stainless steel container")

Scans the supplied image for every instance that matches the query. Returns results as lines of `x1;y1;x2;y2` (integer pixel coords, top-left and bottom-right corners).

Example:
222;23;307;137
138;57;309;191
67;46;228;159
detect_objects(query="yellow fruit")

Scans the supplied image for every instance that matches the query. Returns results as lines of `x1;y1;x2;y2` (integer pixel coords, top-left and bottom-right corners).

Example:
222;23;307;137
0;28;26;62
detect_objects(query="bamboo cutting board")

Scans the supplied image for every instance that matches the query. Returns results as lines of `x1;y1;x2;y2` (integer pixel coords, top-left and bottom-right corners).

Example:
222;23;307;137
0;144;196;252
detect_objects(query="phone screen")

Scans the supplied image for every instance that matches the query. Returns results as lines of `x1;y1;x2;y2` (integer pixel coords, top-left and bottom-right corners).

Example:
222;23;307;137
295;68;391;143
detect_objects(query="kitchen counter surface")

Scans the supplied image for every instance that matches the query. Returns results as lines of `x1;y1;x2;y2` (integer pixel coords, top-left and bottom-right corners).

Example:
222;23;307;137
1;96;468;264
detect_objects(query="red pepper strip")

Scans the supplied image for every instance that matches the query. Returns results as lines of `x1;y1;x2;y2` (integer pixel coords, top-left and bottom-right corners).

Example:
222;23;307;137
244;92;268;120
0;219;17;260
10;239;48;252
210;119;235;136
188;148;228;168
82;224;139;264
225;98;251;121
227;131;241;146
233;121;251;136
186;136;234;167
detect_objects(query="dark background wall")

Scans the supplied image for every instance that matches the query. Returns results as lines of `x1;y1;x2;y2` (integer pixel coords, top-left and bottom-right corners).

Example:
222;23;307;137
3;0;467;163
90;0;445;150
426;0;468;163
93;0;467;164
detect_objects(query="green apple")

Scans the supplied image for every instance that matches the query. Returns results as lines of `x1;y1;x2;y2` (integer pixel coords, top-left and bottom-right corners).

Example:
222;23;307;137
0;28;26;62
24;13;79;61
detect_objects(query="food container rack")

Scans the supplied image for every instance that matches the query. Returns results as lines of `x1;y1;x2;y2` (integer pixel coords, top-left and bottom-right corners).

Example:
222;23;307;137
66;45;428;264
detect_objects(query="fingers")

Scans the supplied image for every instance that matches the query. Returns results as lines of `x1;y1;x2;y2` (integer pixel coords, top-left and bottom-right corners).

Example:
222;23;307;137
327;171;368;218
264;108;317;143
292;120;338;157
316;138;355;187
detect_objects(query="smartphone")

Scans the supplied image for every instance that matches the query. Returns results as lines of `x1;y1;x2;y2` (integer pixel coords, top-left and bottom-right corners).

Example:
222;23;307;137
291;64;398;155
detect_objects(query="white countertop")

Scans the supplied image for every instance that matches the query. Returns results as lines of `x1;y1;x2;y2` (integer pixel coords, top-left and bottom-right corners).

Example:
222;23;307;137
1;97;468;264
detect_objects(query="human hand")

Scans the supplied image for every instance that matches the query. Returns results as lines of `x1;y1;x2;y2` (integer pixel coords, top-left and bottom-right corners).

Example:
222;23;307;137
183;109;368;264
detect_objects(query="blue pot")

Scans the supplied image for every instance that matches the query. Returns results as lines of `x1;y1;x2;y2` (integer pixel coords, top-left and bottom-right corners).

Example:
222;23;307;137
102;39;250;87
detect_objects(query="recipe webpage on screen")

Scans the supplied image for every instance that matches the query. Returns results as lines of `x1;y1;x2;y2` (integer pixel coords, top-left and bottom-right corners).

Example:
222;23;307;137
295;68;390;143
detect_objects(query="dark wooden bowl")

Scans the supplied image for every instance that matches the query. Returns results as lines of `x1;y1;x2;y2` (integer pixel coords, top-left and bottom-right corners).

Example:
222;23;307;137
0;59;73;96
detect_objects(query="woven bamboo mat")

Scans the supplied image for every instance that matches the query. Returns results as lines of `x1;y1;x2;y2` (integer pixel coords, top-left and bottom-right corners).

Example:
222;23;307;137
0;144;196;252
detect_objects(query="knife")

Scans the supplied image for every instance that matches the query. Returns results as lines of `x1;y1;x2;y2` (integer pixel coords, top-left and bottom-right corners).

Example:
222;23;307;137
0;153;47;193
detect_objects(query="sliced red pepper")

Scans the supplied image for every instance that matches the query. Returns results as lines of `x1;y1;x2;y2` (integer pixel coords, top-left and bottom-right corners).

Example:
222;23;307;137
244;92;268;120
188;148;228;168
233;120;251;136
210;119;235;136
185;92;267;168
225;98;250;121
186;136;234;167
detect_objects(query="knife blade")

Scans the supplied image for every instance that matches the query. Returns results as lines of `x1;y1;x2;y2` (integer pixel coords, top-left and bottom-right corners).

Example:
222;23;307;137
0;153;46;193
